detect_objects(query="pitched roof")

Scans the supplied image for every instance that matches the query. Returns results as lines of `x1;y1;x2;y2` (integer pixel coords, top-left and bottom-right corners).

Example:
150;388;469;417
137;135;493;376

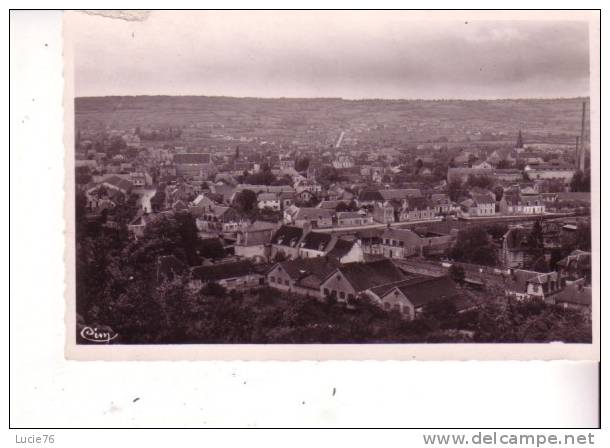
211;183;237;201
317;200;347;209
358;189;384;202
279;191;296;200
192;193;216;207
244;220;277;232
275;257;339;281
380;228;422;244
372;275;462;308
294;207;334;220
173;200;188;211
300;232;333;251
327;238;356;260
471;193;495;205
258;192;279;201
430;193;450;204
270;225;304;247
174;153;211;164
448;167;493;175
406;196;431;210
356;228;384;240
557;250;591;270
191;260;255;282
211;205;236;219
379;188;422;200
334;259;407;292
527;271;560;285
503;192;521;206
236;184;295;194
526;162;573;170
554;282;592;306
503;268;540;293
336;211;362;219
103;175;133;192
555;192;591;203
519;194;543;205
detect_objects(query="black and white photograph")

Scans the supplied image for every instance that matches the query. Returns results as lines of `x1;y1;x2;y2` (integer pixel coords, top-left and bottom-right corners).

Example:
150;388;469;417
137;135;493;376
63;10;598;358
9;7;603;434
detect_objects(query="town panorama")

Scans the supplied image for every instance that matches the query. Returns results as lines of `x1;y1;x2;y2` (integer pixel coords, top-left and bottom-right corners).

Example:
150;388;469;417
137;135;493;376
74;96;592;344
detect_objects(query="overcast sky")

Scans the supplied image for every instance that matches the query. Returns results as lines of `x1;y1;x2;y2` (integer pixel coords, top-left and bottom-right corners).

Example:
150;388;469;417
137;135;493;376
71;11;591;100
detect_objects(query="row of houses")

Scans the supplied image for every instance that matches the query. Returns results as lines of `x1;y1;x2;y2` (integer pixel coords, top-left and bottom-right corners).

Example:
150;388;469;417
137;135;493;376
159;249;591;317
358;227;455;258
267;258;466;319
155;252;467;321
268;225;364;263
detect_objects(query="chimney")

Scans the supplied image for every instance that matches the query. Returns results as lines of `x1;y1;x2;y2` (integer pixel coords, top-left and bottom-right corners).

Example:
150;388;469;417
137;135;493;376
579;101;587;171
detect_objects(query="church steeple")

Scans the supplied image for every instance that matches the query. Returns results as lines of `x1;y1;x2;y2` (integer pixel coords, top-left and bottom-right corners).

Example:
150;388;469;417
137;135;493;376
516;130;524;149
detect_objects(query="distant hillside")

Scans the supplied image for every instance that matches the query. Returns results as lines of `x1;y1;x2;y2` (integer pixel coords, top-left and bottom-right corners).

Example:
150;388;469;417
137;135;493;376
75;96;589;147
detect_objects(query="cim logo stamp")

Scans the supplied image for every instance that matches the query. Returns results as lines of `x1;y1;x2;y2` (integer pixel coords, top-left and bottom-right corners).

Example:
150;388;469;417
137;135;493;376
80;326;118;343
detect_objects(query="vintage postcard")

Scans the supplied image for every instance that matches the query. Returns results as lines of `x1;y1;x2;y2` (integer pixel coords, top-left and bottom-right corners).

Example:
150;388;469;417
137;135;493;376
63;10;600;360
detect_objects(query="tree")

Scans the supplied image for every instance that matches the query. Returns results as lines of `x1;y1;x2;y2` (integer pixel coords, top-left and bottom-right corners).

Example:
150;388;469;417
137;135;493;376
485;223;508;241
432;164;447;180
199;238;225;260
539;179;566;193
447;179;464;202
474;296;591;343
570;170;590;192
466;174;494;190
244;164;277;185
272;251;287;263
150;190;166;212
496;159;512;169
175;212;201;265
527;220;545;251
449;264;465;285
548;248;564;271
516;130;524;148
531;256;550;273
75;166;92;185
525;220;546;271
107;135;127;156
493;186;504;202
295;157;310;172
272;175;293;186
336;200;358;212
202;281;227;297
233;189;258;213
450;226;498;266
318;166;340;186
421;297;458;329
